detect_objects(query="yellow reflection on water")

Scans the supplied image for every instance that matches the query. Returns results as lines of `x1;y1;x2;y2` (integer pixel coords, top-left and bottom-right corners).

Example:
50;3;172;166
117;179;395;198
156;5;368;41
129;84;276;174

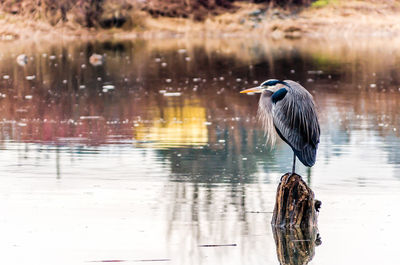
134;99;208;148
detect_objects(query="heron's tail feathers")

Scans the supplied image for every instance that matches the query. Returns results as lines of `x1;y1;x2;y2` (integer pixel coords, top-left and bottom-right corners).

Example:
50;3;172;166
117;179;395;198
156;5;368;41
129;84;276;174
294;144;317;167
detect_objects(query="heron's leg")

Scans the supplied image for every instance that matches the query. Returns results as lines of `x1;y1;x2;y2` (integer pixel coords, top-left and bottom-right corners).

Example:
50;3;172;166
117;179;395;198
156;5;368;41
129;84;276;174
292;152;296;175
283;152;296;185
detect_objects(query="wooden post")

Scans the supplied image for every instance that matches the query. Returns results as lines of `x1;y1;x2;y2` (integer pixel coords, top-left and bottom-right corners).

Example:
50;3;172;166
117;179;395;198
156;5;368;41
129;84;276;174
271;173;321;228
272;225;321;265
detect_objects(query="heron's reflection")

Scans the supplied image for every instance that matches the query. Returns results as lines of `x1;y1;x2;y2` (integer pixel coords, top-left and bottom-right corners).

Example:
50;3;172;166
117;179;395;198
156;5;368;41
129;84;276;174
272;225;321;265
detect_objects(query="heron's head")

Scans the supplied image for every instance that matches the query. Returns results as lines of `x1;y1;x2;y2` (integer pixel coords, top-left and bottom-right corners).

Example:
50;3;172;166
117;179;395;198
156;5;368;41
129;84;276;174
240;79;288;95
240;79;287;146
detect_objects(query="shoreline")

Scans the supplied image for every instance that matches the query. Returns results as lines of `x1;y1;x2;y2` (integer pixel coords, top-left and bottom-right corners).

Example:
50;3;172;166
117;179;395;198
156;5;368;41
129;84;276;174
1;1;400;42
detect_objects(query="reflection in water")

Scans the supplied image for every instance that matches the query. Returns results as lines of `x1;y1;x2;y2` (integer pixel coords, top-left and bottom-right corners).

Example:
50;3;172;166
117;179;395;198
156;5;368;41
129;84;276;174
165;181;277;265
273;226;321;265
1;38;400;265
134;99;209;148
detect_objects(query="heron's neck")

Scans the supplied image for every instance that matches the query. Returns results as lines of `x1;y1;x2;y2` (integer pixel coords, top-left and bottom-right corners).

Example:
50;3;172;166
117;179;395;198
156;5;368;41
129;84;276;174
258;92;276;146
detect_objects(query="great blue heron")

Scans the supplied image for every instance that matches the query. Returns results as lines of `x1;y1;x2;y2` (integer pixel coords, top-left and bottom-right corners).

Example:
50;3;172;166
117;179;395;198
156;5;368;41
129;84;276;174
240;79;320;174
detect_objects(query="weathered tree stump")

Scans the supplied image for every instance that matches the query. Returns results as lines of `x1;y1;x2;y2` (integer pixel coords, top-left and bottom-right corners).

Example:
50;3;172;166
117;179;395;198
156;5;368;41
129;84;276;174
271;173;321;228
272;225;321;265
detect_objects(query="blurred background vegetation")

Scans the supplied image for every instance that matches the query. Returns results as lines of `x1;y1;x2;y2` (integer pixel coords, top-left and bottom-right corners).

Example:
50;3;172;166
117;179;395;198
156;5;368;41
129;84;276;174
1;0;398;41
0;0;315;30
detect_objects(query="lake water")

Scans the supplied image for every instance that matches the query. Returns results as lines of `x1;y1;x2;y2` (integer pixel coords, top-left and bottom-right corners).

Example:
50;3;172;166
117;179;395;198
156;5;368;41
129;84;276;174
0;38;400;265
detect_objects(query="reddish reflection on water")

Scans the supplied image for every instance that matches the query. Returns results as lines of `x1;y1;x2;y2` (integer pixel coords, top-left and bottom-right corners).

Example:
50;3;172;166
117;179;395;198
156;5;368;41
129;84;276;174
1;39;399;146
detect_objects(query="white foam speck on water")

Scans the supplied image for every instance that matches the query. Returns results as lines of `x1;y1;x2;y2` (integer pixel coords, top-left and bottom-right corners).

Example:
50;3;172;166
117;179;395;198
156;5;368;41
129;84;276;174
89;54;104;66
307;70;323;75
79;116;103;120
163;92;181;97
102;85;115;90
16;54;28;66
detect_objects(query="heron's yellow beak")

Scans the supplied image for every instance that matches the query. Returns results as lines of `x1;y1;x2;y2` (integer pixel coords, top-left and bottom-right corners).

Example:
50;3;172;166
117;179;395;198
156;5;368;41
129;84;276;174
240;87;263;94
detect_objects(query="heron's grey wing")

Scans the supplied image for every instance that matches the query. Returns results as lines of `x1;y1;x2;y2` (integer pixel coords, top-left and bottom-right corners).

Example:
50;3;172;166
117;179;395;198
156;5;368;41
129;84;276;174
273;81;320;166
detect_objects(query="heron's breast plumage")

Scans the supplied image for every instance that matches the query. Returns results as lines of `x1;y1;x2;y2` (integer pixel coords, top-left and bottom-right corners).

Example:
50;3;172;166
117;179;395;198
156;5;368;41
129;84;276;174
270;81;320;167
